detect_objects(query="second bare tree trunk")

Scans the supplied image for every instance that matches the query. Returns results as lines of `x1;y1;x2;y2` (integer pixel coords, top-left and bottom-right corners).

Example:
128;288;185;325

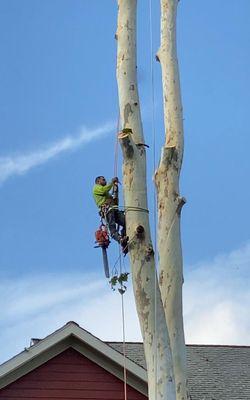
155;1;188;399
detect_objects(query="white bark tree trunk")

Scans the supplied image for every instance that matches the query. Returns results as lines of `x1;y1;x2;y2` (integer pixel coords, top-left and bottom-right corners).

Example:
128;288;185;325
155;1;188;399
116;1;175;399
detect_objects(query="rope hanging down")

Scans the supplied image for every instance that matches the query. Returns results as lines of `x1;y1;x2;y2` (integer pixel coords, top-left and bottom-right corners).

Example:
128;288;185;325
113;111;128;400
118;245;127;400
114;112;120;178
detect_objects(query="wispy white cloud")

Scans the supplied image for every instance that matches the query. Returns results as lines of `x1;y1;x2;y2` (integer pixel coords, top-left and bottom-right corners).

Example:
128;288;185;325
0;272;141;363
0;122;114;184
184;241;250;345
1;242;250;364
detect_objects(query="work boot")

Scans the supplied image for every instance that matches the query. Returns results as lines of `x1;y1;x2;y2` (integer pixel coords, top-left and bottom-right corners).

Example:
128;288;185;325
120;236;129;255
111;232;122;243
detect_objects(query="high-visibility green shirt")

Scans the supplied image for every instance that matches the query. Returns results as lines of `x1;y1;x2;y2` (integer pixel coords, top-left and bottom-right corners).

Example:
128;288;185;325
93;182;113;207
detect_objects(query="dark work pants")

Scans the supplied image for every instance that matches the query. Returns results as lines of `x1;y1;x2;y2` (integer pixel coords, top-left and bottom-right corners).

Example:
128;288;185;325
106;209;126;243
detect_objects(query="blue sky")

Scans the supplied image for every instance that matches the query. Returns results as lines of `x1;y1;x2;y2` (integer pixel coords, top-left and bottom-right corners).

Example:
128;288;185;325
0;0;250;363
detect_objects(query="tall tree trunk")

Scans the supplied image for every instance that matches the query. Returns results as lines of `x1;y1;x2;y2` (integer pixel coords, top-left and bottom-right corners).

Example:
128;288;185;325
116;1;175;399
155;1;188;399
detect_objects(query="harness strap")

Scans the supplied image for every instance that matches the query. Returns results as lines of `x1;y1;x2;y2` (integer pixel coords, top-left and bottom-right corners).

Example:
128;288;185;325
99;204;112;219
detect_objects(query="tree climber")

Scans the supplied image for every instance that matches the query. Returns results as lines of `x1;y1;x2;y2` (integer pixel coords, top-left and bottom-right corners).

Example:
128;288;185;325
93;176;128;254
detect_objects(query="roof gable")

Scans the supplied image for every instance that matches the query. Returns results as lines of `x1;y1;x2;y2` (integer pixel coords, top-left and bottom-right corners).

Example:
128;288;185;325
0;322;147;395
0;348;147;400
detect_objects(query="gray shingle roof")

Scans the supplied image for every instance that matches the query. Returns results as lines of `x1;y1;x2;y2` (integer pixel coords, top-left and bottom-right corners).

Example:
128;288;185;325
107;342;250;400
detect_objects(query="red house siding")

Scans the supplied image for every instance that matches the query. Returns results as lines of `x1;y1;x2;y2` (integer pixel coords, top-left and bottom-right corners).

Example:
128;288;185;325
0;348;147;400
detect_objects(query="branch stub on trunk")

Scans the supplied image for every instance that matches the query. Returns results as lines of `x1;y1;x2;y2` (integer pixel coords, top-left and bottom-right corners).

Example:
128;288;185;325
176;196;186;215
118;129;134;159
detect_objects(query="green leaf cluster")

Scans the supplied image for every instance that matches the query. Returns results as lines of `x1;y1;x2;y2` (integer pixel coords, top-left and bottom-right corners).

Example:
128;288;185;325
109;272;129;294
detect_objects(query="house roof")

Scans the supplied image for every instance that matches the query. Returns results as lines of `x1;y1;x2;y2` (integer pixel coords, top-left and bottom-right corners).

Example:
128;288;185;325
1;322;250;400
108;342;250;400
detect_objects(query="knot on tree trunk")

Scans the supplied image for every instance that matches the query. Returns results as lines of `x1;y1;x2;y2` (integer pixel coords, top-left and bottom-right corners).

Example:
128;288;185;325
135;225;145;239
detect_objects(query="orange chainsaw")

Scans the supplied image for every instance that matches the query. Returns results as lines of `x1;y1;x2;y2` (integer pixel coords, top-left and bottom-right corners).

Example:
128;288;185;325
94;223;110;278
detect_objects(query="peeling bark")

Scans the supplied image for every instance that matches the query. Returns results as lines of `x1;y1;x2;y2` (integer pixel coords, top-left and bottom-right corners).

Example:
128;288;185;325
116;1;175;399
156;1;188;400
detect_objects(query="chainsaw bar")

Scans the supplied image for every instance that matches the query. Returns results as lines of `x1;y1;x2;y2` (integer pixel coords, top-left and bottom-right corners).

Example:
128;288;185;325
101;247;110;278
